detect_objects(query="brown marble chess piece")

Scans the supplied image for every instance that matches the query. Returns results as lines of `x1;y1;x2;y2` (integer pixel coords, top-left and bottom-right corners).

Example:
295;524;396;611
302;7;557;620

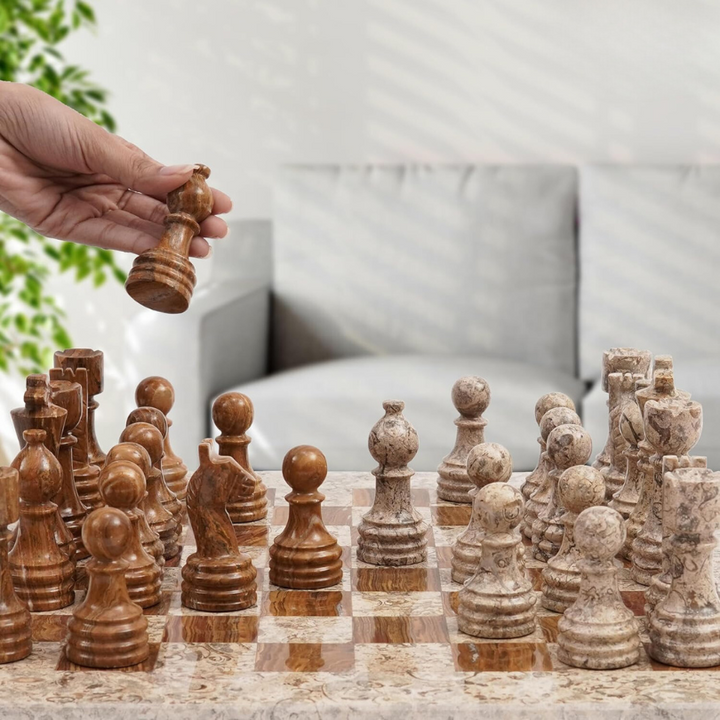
48;377;89;563
557;506;641;669
125;164;213;313
135;376;188;506
182;439;257;609
451;442;512;584
357;401;428;566
104;443;165;570
213;392;268;523
65;506;149;668
269;445;343;589
631;393;703;587
458;483;536;638
520;392;576;513
540;466;605;612
522;406;581;539
99;461;162;608
609;398;644;522
119;423;180;561
531;423;592;563
0;467;31;664
10;429;74;611
592;348;651;486
49;364;102;510
10;374;75;561
436;376;490;504
648;466;720;667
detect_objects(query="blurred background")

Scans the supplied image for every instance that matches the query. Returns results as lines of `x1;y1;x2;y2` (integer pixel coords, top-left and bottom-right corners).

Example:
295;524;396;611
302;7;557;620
2;0;720;472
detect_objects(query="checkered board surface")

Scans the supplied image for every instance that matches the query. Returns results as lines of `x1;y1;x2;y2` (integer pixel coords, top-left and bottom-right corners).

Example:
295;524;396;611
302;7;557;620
12;470;698;679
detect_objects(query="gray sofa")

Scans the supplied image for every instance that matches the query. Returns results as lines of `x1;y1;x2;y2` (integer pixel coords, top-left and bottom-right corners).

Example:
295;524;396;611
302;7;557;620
126;164;720;472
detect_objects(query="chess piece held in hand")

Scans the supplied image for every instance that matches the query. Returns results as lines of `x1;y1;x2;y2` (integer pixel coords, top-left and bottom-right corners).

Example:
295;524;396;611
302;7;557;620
557;506;641;670
457;483;536;639
126;165;214;313
269;445;343;589
437;376;490;504
65;507;149;668
182;439;257;610
451;442;512;584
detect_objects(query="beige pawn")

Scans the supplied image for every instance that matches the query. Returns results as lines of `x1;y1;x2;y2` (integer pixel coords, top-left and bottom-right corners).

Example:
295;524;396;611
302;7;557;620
458;483;536;638
540;466;605;612
531;423;592;563
557;506;640;669
99;461;162;608
437;377;490;504
522;406;581;538
451;443;512;584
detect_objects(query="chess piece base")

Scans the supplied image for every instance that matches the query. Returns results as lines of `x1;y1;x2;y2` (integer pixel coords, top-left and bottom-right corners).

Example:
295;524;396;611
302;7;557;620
450;536;483;585
0;607;32;664
458;587;536;639
357;518;428;567
126;248;196;315
436;465;473;504
269;543;343;590
557;616;640;669
74;464;102;510
126;564;162;609
181;554;257;611
648;609;720;668
163;462;188;505
631;533;662;586
541;566;580;614
11;561;75;612
228;482;268;523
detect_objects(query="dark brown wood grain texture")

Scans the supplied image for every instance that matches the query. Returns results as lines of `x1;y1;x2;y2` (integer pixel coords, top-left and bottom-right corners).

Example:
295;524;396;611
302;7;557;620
182;439;257;612
269;446;343;590
125;165;213;313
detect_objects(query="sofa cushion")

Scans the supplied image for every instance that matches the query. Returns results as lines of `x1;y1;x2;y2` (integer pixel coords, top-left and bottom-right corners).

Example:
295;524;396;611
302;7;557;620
218;354;585;472
273;165;578;375
580;165;720;381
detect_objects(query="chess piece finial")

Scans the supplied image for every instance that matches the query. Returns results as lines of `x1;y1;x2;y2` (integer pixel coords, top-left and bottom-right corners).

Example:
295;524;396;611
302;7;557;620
65;506;149;668
557;505;641;669
458;483;536;638
135;376;188;506
648;466;720;667
0;466;31;664
99;461;162;608
531;421;591;562
213;392;267;523
358;400;428;566
269;445;343;589
119;423;179;560
125;165;213;313
182;439;257;610
437;376;491;504
522;406;581;538
9;429;74;611
451;442;512;584
541;465;605;612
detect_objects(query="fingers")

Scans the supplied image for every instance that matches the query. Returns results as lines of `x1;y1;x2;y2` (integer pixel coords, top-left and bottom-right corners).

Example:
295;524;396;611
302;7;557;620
199;215;228;239
211;187;233;214
189;236;211;258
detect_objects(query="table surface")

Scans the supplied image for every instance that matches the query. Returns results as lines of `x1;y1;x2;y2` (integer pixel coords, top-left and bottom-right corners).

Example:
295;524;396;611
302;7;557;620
1;470;720;720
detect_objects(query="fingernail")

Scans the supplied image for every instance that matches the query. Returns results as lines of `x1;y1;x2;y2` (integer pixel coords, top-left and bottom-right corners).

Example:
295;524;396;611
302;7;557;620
159;164;195;176
203;244;214;259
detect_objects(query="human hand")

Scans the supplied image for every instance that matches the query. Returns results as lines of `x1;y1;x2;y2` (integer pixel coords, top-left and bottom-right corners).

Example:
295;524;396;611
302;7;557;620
0;82;231;258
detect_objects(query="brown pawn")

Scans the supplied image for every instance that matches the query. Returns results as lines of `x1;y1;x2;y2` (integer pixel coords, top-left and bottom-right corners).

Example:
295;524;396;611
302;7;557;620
125;165;214;313
182;440;257;611
10;374;75;561
119;423;179;561
135;377;188;506
269;446;343;589
10;429;74;611
0;467;32;664
125;407;183;539
65;507;149;668
104;444;165;570
213;392;268;523
48;378;89;563
54;349;106;471
99;461;161;608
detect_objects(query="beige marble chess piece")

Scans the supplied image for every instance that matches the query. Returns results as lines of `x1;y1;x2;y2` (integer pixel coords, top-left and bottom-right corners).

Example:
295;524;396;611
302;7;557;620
451;443;512;584
531;423;592;563
648;466;720;667
609;398;645;521
520;393;576;515
522;406;581;539
540;465;605;612
357;401;428;566
557;506;641;670
436;377;490;504
457;483;536;638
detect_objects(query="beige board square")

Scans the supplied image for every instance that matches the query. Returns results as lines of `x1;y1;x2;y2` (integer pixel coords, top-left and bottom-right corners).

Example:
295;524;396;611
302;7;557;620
158;641;257;677
352;591;444;617
354;642;455;676
432;526;465;547
257;616;353;644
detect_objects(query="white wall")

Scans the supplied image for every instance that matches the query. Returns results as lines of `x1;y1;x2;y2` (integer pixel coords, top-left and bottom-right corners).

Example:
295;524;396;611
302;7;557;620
3;0;720;463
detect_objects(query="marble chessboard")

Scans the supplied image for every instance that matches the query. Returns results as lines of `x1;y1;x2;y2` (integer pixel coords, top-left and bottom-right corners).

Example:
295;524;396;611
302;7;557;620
2;471;720;720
